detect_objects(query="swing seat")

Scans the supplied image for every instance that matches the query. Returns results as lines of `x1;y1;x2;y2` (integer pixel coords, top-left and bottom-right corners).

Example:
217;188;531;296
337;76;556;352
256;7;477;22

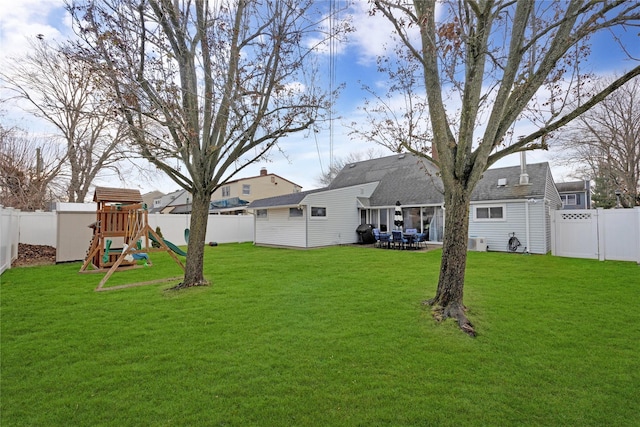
184;228;190;244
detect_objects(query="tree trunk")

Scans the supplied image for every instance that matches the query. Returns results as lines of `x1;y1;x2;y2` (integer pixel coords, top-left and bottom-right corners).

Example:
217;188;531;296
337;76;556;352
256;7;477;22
179;190;210;288
427;185;476;337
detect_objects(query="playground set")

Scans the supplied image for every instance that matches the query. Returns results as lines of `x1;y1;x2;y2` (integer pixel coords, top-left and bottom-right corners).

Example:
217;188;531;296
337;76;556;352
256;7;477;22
79;187;187;291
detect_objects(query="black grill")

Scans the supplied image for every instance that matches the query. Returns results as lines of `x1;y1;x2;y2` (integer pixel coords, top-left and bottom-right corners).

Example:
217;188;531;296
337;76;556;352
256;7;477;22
355;224;376;244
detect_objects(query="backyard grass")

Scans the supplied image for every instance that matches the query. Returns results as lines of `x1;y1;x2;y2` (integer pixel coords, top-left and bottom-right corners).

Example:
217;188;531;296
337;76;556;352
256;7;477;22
1;244;639;426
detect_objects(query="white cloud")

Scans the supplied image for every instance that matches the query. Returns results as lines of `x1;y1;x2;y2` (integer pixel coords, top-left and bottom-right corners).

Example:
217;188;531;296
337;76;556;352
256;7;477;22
0;0;72;61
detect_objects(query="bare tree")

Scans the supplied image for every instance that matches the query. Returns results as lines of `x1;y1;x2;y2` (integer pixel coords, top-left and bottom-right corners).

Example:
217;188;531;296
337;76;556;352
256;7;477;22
316;148;384;187
555;77;640;207
0;124;65;210
368;1;640;335
350;43;433;155
68;0;347;287
1;39;131;202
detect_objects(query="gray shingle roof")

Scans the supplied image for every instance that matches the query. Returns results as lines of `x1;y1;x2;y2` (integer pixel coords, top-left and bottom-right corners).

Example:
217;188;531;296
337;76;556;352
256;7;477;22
249;153;554;208
471;162;551;201
556;180;587;193
330;154;444;206
247;188;325;209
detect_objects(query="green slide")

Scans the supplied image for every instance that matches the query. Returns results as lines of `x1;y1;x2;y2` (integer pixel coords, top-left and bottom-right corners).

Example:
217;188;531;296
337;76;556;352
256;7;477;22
148;233;187;257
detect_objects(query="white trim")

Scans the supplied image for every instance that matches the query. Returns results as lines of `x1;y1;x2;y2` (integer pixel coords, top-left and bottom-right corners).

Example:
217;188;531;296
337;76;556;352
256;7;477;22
256;209;268;220
288;207;304;219
310;206;327;219
470;197;543;205
473;204;506;221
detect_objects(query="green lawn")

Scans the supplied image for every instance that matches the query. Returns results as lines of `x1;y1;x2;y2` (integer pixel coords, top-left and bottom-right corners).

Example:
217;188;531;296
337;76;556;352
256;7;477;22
1;244;638;426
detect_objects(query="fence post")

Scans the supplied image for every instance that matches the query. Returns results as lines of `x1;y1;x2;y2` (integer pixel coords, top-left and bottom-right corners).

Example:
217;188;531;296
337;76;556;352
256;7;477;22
596;208;605;261
550;209;557;255
0;205;8;274
636;207;640;265
1;206;21;274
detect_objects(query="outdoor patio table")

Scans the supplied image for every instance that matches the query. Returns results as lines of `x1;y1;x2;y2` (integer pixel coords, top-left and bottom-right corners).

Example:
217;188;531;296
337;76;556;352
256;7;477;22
404;233;417;249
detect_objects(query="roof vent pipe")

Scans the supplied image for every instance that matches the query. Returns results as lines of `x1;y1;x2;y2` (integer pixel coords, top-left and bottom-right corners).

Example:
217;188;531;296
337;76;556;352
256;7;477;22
519;151;529;185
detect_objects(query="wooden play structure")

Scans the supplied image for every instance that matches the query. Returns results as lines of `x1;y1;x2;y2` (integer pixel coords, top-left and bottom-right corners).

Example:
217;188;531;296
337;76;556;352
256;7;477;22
80;187;186;291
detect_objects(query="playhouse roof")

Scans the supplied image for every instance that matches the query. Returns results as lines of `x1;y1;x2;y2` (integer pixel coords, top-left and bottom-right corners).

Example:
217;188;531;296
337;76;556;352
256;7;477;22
93;187;143;204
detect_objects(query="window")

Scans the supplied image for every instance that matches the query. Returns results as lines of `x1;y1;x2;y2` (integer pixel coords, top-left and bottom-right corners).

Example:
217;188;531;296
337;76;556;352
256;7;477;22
561;194;577;206
289;207;303;218
474;205;505;221
222;186;230;197
311;207;327;217
256;209;267;219
242;184;251;195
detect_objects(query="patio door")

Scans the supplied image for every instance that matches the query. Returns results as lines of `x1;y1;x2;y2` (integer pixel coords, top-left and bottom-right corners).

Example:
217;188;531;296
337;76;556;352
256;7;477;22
379;209;388;232
421;206;444;242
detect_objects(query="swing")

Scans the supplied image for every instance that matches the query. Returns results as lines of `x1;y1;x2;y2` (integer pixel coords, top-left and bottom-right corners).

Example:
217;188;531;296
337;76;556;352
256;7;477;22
184;211;190;244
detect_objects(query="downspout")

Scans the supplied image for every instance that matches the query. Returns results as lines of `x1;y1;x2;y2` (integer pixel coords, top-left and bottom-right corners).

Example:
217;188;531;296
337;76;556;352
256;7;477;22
304;204;309;248
525;200;531;253
522;151;530;252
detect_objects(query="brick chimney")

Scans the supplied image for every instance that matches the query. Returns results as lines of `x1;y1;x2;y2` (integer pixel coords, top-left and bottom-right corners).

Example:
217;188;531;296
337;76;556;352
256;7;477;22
260;167;267;176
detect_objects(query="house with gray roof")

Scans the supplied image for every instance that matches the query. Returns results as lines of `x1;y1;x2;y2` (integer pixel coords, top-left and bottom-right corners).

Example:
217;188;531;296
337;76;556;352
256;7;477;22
556;180;591;209
248;153;562;253
468;159;562;253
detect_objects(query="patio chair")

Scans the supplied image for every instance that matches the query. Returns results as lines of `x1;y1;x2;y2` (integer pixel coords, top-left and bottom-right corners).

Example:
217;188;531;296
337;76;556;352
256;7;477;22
373;228;381;247
391;230;408;249
378;232;391;249
414;232;428;248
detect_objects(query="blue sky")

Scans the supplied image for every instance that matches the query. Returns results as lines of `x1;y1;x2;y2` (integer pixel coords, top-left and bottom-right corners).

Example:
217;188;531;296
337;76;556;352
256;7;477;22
1;1;638;195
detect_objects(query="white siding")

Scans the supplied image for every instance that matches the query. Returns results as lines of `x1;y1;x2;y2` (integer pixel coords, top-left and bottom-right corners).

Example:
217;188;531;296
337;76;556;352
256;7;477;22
527;202;547;254
304;183;377;247
469;201;548;254
544;169;562;254
253;182;378;248
254;207;307;247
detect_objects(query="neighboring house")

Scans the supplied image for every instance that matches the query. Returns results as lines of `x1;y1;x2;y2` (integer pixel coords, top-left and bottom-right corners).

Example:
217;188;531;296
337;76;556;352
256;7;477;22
142;191;164;210
152;168;302;215
209;167;302;214
151;189;190;214
248;153;562;254
556;180;591;209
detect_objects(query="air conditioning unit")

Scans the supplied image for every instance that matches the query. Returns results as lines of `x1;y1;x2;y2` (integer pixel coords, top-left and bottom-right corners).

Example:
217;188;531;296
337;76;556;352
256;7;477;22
468;237;487;252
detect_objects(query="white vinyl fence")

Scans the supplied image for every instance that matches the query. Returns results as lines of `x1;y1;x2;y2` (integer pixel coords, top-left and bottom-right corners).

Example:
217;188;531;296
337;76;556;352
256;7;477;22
0;206;21;274
19;211;57;247
551;207;640;264
0;205;255;270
